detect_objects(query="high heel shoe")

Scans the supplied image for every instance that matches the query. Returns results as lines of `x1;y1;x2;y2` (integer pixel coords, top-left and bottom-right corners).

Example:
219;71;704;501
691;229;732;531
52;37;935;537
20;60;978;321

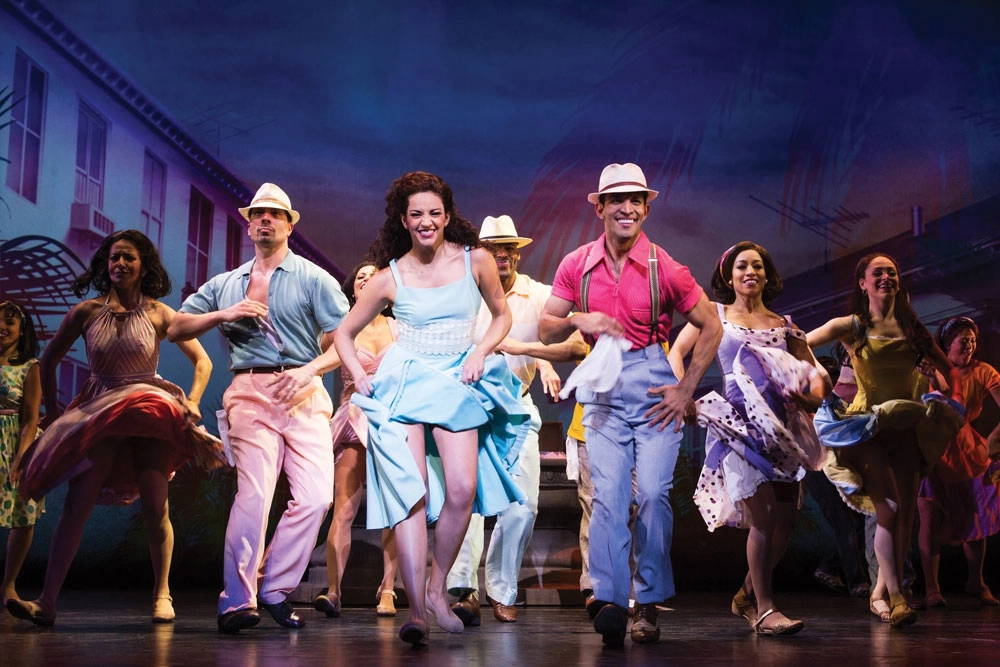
376;588;397;617
888;593;916;627
152;595;175;623
425;593;464;633
731;583;757;627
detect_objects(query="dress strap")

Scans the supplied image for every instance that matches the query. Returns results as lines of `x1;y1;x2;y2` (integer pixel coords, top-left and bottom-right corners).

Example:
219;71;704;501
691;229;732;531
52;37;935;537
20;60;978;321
463;245;472;274
388;259;403;286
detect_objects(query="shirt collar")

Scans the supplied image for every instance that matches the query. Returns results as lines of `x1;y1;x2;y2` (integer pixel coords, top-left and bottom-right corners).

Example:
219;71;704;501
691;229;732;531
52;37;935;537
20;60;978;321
240;249;298;277
582;232;651;274
506;272;531;297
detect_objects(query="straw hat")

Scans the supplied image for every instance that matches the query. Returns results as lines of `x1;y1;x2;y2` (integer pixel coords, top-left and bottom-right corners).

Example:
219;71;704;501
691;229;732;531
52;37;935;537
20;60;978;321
479;215;532;248
587;163;658;204
238;182;300;224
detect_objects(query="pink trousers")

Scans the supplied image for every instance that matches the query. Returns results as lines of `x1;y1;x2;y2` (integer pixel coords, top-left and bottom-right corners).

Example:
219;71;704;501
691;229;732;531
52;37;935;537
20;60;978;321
218;373;334;614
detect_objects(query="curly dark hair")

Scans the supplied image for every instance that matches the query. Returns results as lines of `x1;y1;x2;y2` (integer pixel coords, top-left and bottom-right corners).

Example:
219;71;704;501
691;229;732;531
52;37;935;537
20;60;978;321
367;171;479;269
710;241;783;306
0;300;40;365
936;316;978;357
849;252;934;357
73;229;172;299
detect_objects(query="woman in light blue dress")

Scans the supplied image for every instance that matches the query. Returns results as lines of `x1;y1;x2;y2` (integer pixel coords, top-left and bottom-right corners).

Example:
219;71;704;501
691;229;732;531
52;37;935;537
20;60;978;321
333;172;528;645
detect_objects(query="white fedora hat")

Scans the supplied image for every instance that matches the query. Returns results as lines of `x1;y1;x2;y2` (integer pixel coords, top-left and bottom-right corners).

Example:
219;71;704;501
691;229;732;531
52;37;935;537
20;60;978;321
587;163;659;204
239;182;300;224
480;215;532;248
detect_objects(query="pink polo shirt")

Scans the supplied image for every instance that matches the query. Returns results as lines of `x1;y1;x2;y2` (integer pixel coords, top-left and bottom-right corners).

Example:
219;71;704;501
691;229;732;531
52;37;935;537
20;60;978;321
551;233;703;350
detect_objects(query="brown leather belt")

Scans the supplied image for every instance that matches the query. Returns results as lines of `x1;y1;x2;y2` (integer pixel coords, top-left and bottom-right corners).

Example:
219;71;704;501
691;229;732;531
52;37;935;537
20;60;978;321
233;365;302;375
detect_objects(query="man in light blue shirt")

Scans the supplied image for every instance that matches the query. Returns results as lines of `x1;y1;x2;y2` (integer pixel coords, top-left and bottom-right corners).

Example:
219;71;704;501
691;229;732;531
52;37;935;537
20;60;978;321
169;183;348;634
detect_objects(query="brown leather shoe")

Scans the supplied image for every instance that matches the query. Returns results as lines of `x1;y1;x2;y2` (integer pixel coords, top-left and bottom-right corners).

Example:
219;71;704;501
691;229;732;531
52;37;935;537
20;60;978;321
487;596;517;622
631;603;660;643
450;591;481;627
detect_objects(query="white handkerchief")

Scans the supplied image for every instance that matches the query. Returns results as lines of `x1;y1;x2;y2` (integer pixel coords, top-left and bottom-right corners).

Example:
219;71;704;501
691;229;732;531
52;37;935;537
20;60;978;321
558;335;631;400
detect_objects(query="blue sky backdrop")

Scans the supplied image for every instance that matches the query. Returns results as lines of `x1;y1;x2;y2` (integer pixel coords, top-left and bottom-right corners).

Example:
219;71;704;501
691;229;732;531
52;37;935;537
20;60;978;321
41;0;1000;285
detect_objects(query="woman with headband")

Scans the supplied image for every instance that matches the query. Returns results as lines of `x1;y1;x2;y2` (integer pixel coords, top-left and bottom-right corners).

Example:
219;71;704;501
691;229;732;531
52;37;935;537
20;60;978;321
807;253;964;628
669;241;827;636
916;316;1000;608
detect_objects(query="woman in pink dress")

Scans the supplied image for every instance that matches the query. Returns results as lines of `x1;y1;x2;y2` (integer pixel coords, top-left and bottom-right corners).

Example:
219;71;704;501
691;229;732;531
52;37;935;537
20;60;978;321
8;230;222;626
315;262;399;618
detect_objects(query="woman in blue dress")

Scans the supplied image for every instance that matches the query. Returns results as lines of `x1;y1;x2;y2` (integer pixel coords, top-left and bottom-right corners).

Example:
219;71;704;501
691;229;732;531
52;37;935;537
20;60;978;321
333;172;527;645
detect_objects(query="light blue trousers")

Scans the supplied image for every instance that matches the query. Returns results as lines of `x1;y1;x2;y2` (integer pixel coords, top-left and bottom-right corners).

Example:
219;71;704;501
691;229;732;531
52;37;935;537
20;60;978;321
582;343;681;608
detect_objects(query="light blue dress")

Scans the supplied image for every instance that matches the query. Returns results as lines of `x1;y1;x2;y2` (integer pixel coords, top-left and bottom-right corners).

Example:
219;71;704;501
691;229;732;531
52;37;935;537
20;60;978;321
352;248;529;529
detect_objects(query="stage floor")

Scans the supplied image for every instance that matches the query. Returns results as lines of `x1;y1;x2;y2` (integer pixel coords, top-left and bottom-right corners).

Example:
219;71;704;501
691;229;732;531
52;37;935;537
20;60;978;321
2;589;996;665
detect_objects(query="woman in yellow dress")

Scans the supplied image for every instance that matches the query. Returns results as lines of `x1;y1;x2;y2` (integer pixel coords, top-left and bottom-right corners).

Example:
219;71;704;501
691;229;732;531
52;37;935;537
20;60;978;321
808;253;963;628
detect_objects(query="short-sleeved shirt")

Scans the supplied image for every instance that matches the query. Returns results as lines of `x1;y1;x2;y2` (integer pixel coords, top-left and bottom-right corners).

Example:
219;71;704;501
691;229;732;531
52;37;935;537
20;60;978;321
474;272;551;390
180;250;349;371
551;232;702;350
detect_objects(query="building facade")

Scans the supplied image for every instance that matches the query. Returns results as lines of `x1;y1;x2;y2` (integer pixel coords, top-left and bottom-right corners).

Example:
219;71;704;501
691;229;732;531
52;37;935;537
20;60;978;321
1;0;340;414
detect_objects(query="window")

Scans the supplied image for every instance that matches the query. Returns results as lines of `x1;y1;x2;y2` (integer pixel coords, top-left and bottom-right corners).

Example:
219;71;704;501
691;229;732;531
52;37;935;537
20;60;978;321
75;102;107;209
141;151;166;246
225;215;243;270
186;187;213;289
5;50;47;203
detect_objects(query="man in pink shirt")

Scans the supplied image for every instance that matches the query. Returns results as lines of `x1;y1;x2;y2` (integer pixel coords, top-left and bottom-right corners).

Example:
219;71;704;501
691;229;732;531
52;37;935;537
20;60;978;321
540;163;721;646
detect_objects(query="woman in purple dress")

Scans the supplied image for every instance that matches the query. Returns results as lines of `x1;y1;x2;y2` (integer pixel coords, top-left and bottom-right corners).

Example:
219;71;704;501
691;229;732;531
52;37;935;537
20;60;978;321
670;241;827;636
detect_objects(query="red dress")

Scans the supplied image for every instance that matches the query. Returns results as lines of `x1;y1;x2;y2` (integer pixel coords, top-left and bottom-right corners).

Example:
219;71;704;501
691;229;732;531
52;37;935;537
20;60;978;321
16;301;224;505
